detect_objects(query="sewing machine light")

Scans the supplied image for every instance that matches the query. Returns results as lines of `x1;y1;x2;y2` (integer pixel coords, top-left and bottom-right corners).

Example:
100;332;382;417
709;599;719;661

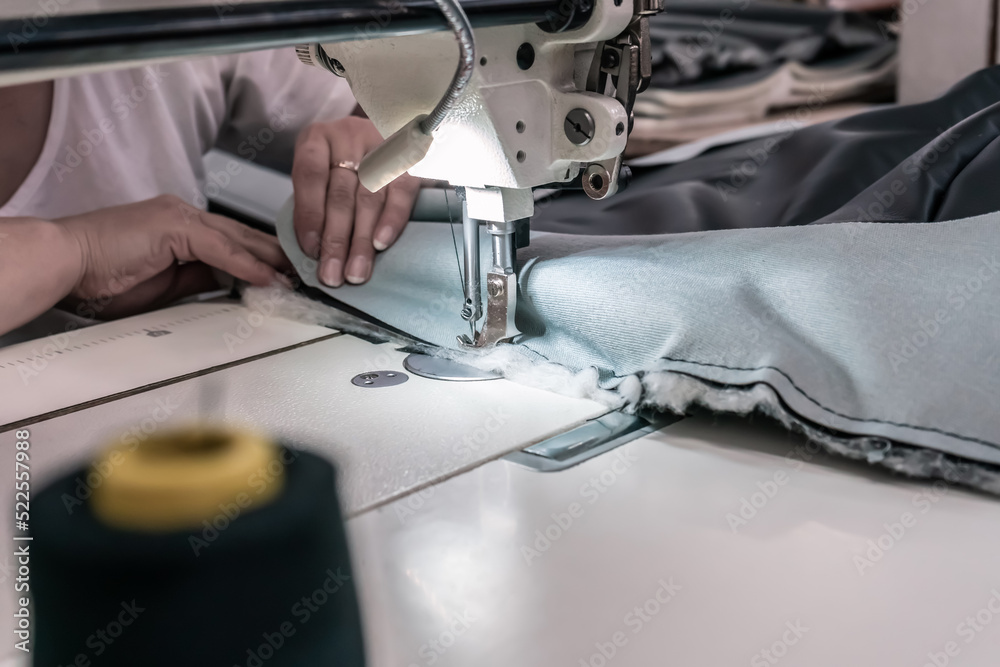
357;115;434;193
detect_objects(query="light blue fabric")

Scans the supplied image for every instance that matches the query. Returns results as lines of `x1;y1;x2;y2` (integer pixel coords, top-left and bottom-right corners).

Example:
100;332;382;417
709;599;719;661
278;204;1000;477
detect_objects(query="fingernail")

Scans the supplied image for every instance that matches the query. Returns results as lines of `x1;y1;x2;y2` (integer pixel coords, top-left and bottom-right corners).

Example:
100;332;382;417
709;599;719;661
373;226;394;251
320;259;343;287
345;255;371;284
304;231;320;259
275;273;294;289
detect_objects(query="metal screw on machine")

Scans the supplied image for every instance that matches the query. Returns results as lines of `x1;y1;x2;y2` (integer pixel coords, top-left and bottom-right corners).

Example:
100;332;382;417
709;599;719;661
350;371;409;388
583;163;612;199
487;278;504;298
564;108;594;145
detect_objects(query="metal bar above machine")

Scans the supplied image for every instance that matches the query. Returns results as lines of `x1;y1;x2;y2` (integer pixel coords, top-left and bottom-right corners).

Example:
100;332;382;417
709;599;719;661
0;0;590;79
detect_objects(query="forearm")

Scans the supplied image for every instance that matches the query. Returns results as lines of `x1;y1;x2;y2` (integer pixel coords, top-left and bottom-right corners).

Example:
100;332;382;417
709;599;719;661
0;218;82;335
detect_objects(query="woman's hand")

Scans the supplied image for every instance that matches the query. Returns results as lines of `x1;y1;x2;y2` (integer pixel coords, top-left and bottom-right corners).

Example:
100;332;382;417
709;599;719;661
291;116;422;288
58;195;290;319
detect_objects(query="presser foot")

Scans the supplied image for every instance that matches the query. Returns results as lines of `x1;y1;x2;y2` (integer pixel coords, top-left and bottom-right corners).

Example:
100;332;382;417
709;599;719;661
458;271;520;349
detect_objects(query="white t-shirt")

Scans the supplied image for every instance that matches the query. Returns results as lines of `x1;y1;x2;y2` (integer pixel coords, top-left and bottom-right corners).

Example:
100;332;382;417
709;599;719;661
0;48;356;219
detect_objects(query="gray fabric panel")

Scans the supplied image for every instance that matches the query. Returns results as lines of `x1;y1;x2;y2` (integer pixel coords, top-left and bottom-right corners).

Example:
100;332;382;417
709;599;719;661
277;202;1000;467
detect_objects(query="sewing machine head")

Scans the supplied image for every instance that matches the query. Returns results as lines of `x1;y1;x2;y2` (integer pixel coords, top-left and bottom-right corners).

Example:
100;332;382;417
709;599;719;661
0;0;658;350
296;0;661;348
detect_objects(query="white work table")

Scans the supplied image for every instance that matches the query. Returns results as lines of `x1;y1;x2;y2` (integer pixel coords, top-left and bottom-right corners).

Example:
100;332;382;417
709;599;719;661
352;417;1000;667
2;303;999;667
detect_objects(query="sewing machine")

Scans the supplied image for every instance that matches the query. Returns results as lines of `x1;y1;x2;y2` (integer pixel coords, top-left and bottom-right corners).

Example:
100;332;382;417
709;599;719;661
4;3;1000;667
296;0;660;345
0;0;659;348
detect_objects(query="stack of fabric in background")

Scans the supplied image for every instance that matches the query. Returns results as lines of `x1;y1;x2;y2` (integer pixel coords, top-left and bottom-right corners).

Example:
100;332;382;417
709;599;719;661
630;0;898;153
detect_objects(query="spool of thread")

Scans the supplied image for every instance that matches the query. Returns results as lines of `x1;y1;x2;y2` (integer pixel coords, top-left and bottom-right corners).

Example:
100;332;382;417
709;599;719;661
31;427;365;667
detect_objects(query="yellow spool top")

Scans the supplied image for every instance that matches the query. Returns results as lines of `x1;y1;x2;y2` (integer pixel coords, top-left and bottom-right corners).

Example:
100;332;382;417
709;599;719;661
89;426;284;532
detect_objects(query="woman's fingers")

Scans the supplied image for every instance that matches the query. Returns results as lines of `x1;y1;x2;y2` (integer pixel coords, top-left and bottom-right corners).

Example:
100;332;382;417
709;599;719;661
345;185;387;284
201;212;291;271
291;127;332;260
374;175;421;251
288;118;425;287
179;224;281;287
317;161;360;287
